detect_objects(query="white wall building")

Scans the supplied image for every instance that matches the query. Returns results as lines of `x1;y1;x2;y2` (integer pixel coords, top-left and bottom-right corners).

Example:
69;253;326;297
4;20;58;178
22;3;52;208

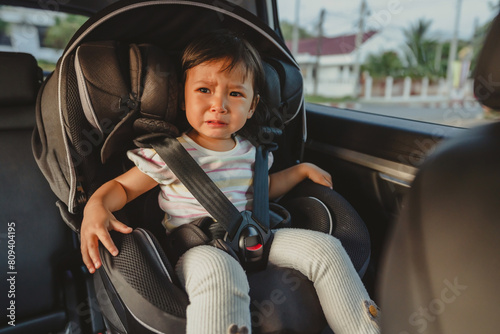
0;6;63;63
288;31;403;98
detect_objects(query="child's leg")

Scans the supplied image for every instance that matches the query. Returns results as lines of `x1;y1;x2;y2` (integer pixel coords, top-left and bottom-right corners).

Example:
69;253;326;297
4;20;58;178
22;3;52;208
175;245;251;334
269;228;380;334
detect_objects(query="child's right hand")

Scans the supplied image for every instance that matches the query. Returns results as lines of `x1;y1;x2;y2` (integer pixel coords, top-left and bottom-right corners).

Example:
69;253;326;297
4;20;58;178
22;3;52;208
80;202;133;274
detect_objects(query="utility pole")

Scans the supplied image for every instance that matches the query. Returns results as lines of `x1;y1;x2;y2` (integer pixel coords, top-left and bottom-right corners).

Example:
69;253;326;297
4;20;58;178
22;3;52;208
434;43;443;72
313;8;325;96
353;0;367;98
291;0;300;56
446;0;463;98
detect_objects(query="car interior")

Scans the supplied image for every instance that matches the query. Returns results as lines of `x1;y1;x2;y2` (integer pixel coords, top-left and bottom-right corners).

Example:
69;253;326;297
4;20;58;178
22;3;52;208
378;11;500;333
0;0;498;333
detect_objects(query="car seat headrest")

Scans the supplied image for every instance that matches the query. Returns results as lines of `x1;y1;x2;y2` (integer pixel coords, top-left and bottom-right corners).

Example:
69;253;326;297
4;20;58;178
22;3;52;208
130;44;178;123
474;11;500;110
0;52;43;129
75;41;178;163
262;58;303;123
0;52;42;106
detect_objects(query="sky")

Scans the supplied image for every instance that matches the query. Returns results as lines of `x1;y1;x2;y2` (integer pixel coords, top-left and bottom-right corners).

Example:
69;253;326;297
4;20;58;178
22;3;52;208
277;0;496;42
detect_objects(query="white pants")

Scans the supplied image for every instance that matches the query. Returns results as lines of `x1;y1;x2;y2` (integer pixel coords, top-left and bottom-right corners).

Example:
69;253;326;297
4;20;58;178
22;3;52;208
175;228;380;334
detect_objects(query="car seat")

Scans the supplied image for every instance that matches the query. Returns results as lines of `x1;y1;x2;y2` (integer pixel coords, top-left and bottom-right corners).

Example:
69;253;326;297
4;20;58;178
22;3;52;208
378;11;500;334
32;1;372;333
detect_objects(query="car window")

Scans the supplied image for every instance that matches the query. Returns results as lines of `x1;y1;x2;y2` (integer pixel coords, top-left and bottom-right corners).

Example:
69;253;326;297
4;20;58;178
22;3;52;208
0;5;87;73
277;0;497;128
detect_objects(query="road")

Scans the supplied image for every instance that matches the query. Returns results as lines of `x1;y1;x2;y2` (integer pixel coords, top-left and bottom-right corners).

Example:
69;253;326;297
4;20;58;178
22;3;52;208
333;100;491;128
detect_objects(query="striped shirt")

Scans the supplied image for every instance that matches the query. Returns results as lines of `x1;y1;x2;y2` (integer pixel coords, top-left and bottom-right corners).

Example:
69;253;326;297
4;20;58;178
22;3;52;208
127;133;273;231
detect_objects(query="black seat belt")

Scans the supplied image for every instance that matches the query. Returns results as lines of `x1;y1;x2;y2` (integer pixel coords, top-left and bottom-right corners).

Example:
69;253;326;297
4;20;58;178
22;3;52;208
146;135;273;264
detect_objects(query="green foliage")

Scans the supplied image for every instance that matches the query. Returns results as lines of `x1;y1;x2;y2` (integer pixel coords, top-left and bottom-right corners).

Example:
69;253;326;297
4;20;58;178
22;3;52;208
43;14;87;49
280;20;313;41
363;17;473;80
403;18;436;68
37;59;57;72
362;18;444;79
305;95;354;104
362;51;404;78
0;17;8;34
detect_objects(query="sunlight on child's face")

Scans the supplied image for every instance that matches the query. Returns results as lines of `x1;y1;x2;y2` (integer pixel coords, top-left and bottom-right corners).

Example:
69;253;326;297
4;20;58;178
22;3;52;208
183;58;257;151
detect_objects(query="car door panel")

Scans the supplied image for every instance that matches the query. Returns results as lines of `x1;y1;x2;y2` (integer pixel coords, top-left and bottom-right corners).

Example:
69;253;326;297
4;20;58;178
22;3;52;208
303;102;466;287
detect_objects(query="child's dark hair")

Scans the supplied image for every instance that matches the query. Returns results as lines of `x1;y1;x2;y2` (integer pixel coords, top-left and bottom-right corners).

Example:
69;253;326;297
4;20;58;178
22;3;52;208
181;30;277;142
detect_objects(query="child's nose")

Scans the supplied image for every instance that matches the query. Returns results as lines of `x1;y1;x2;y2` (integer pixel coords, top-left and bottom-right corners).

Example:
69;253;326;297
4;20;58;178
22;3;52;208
211;94;227;113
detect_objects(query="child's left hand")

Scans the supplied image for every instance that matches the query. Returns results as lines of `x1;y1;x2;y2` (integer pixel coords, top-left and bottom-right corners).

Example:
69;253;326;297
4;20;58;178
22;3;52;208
302;163;333;189
269;162;333;200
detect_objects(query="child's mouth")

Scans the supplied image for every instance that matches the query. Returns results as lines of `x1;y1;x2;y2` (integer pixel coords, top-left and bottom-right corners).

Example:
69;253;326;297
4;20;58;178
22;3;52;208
206;120;227;126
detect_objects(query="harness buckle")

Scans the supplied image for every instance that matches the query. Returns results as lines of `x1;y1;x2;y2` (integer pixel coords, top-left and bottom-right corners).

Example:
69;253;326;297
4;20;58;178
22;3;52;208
225;211;272;267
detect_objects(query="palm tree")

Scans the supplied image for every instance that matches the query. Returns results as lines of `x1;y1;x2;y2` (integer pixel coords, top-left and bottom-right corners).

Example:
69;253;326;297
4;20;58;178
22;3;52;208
403;18;437;76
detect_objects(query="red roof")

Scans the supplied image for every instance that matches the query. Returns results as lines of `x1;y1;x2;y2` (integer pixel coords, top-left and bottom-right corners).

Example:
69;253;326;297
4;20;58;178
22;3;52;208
286;31;378;56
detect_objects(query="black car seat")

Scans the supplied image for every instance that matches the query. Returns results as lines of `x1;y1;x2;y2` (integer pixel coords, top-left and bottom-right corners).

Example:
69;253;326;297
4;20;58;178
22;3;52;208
378;11;500;334
78;40;369;334
0;52;77;333
31;1;372;333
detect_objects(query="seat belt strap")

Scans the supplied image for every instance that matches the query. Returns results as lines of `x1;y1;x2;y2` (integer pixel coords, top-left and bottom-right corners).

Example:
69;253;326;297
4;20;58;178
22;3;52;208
252;145;270;230
149;136;243;239
148;135;272;239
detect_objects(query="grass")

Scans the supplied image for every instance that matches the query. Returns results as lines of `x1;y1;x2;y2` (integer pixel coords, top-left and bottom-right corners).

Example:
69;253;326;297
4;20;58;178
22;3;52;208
37;60;57;72
305;95;357;105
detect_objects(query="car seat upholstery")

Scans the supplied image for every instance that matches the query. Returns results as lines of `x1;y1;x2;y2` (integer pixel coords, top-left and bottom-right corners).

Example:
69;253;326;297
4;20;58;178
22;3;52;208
0;52;74;332
378;12;500;334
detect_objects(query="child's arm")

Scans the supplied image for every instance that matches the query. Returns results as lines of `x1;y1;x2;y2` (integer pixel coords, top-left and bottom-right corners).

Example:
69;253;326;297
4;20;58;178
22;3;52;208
80;166;158;274
269;162;332;200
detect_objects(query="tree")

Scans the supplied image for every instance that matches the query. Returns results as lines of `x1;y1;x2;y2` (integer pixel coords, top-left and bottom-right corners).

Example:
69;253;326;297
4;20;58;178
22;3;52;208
0;14;10;46
362;51;404;78
402;18;438;77
0;17;8;35
433;40;469;78
43;14;87;49
280;20;313;41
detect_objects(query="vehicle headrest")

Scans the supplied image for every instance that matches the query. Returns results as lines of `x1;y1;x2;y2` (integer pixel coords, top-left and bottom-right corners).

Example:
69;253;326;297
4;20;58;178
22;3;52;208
75;41;178;162
262;58;303;124
474;11;500;110
0;52;43;129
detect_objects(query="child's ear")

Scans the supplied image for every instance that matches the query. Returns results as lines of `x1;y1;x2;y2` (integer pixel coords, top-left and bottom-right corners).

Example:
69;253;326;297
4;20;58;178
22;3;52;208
248;94;260;118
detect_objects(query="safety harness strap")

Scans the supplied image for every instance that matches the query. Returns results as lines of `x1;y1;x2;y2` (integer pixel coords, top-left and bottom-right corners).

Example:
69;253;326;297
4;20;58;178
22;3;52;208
148;136;271;243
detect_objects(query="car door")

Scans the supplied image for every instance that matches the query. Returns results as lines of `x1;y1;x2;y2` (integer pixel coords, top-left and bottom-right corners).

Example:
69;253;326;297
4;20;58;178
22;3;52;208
269;0;493;292
303;103;465;290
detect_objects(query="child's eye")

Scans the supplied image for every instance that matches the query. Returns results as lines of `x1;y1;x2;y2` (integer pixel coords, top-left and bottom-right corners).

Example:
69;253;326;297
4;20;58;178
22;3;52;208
230;91;243;97
198;88;210;93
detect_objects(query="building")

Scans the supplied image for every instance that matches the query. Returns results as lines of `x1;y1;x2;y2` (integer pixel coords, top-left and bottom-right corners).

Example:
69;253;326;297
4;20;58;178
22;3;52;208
0;6;63;63
287;31;402;98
